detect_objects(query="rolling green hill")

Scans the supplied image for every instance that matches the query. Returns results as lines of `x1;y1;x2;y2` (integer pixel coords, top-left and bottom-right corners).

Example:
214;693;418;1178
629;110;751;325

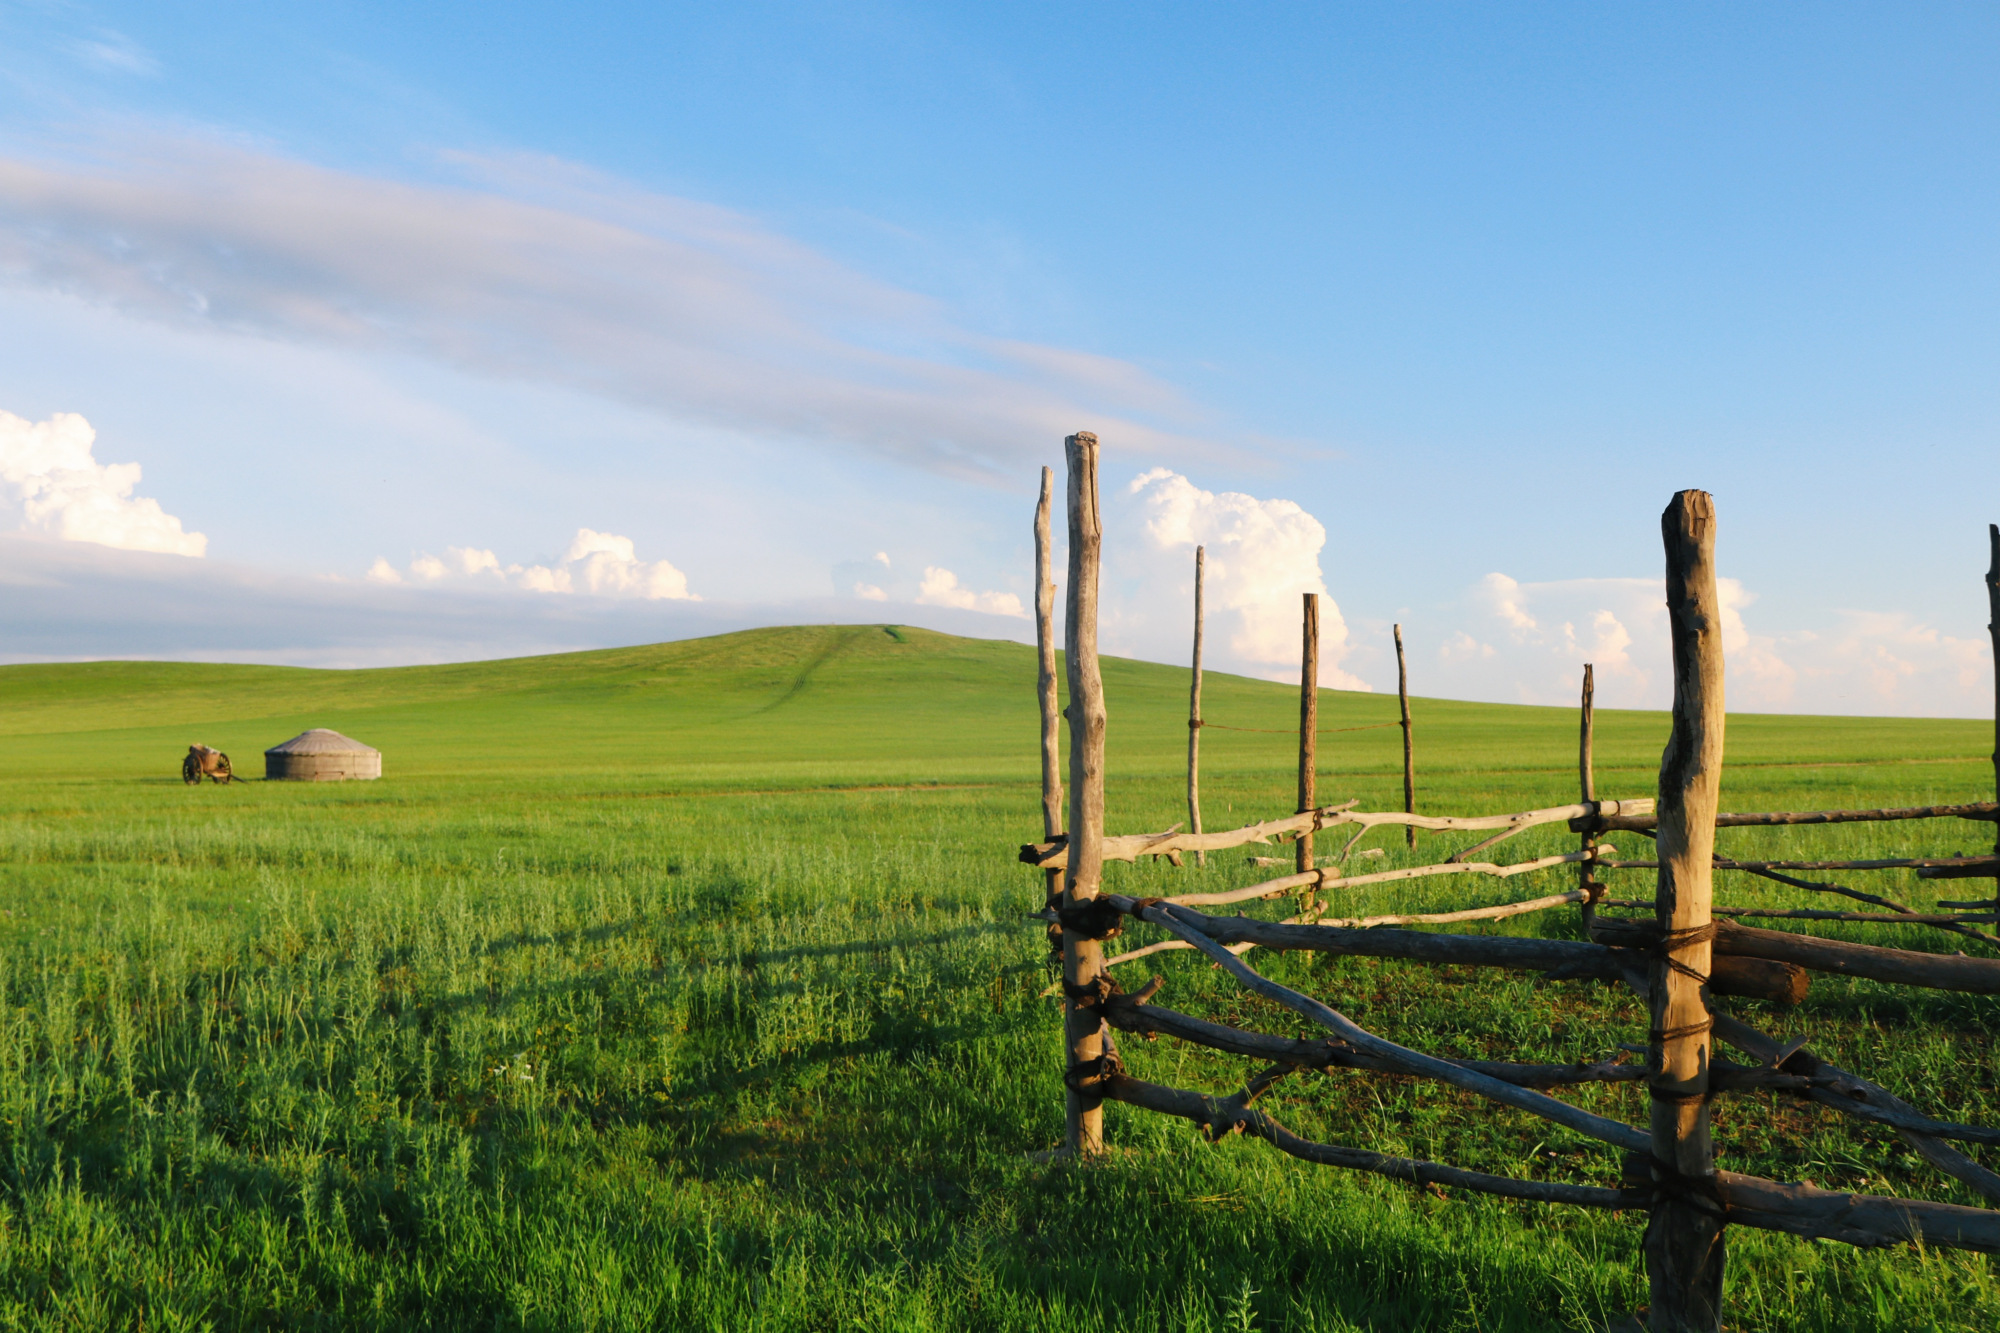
0;627;1993;1331
4;623;1989;796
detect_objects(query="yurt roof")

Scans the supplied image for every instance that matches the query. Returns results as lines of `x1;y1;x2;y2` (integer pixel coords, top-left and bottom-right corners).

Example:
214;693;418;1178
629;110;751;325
266;729;379;757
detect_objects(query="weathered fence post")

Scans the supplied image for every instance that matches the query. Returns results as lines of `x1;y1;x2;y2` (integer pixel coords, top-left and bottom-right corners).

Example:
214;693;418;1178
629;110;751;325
1034;464;1066;950
1579;664;1599;933
1395;623;1415;848
1189;546;1206;867
1646;491;1727;1332
1297;593;1320;873
1061;432;1110;1156
1987;524;1998;913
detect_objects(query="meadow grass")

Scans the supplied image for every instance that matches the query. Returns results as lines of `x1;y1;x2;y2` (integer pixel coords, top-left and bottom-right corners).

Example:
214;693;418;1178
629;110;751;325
0;625;1994;1330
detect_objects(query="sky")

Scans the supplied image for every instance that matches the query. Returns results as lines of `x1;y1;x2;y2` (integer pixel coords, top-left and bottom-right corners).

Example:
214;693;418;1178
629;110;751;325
1;3;1997;715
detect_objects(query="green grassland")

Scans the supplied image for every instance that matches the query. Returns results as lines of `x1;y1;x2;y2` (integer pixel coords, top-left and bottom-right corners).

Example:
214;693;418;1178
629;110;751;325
0;625;1994;1331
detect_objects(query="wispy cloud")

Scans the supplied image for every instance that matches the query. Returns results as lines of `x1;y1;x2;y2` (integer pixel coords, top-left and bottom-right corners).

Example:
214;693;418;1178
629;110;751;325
0;136;1209;483
68;32;160;77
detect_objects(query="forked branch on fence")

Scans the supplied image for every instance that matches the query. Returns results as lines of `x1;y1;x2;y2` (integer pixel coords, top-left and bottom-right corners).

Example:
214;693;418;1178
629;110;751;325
1097;893;1809;1003
1023;798;1654;869
1098;984;1648;1087
1102;1072;1643;1208
1709;1008;2000;1206
1094;896;1652;1152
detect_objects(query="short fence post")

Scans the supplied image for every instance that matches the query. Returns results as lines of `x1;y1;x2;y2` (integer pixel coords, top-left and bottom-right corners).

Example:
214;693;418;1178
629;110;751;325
1646;491;1727;1332
1296;593;1320;873
1579;663;1599;933
1395;624;1415;848
1188;546;1206;867
1061;432;1110;1156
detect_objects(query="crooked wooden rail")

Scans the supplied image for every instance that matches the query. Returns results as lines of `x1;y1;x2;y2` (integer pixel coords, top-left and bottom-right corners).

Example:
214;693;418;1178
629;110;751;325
1027;445;2000;1332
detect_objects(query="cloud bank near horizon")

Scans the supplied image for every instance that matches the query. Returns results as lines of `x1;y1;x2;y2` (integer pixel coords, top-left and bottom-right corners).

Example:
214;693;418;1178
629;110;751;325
0;414;1985;715
0;524;1990;716
367;528;697;601
1412;571;1991;716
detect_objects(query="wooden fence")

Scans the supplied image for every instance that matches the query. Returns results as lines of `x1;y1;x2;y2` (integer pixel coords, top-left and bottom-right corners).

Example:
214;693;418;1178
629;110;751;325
1025;433;2000;1332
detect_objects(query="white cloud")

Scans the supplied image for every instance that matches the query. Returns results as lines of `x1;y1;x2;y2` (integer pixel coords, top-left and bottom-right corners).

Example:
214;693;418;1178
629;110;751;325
0;136;1209;483
853;582;887;601
372;528;697;600
0;409;205;556
1106;467;1365;688
1439;631;1495;662
915;566;1025;618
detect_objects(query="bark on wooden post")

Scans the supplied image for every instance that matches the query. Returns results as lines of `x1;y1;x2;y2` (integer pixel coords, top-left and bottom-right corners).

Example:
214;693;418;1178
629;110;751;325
1297;593;1320;874
1579;664;1599;933
1395;624;1416;849
1987;524;1999;912
1188;546;1206;867
1646;491;1727;1332
1062;432;1110;1156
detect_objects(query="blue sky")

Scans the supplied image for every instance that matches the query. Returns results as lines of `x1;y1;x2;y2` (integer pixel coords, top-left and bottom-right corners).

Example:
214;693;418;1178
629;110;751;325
1;3;1996;713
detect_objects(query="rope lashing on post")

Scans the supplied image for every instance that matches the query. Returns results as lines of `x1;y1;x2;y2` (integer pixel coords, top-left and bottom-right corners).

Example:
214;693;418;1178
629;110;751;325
1056;897;1128;940
1656;921;1718;987
1061;974;1124;1008
1063;1051;1124;1092
1626;1154;1728;1218
1649;919;1719;1095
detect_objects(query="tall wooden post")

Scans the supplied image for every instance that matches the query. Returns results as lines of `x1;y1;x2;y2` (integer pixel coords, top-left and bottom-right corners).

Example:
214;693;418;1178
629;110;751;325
1579;664;1598;933
1188;546;1206;867
1646;491;1726;1332
1395;624;1415;849
1987;525;1999;913
1297;593;1319;874
1061;432;1109;1156
1034;466;1065;942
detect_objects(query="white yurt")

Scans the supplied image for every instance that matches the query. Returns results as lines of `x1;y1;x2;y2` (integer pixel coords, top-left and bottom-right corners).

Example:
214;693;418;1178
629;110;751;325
264;729;382;781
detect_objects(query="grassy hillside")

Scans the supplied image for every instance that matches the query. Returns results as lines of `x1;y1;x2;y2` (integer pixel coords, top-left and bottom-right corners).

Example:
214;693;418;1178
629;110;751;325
0;627;1993;1331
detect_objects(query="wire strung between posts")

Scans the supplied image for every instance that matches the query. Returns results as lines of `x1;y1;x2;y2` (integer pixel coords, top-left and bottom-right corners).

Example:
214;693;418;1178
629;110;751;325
1194;720;1402;736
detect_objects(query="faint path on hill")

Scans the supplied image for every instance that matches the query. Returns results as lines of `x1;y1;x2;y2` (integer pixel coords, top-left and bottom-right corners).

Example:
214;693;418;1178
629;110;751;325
754;626;866;715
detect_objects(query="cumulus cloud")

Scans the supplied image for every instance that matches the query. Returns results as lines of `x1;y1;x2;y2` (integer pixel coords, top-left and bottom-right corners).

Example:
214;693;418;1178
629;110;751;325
0;409;205;556
0;137;1209;482
915;566;1026;618
1413;572;1990;716
368;528;696;600
1104;468;1365;688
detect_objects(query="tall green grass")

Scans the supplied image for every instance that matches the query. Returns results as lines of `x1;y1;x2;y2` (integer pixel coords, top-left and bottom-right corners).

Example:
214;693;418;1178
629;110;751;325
0;626;1993;1330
